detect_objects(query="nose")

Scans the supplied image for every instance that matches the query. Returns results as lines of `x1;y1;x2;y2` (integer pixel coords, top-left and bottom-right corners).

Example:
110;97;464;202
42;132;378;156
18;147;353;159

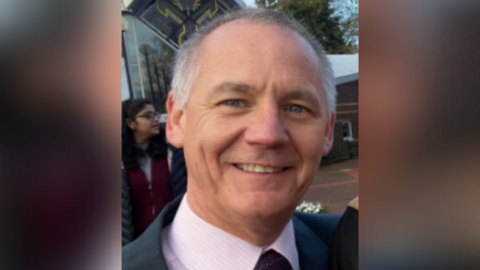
244;107;289;148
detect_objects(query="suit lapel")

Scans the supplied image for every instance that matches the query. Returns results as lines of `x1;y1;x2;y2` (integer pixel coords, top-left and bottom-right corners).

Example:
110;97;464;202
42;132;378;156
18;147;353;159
293;215;329;270
122;195;183;270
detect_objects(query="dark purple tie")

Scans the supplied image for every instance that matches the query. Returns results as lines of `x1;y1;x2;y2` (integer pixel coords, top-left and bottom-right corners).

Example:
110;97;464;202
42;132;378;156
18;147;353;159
254;249;292;270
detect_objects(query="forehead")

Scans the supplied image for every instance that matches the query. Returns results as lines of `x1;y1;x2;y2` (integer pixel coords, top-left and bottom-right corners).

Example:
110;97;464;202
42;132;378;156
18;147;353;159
197;20;322;86
138;104;154;112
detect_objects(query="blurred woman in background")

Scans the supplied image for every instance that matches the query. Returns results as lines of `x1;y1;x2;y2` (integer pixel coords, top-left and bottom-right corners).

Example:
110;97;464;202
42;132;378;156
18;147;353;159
122;99;186;246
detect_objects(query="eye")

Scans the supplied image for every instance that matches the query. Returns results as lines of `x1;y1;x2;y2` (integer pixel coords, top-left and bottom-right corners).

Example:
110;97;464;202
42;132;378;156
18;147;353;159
287;105;306;113
222;100;245;107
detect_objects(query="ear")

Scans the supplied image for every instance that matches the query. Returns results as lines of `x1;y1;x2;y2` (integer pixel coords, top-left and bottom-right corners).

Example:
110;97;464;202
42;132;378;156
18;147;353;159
126;118;135;129
322;113;336;156
166;91;185;148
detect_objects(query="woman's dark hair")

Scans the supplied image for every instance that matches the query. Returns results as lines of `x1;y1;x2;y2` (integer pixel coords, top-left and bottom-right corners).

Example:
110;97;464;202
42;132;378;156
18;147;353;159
122;99;167;169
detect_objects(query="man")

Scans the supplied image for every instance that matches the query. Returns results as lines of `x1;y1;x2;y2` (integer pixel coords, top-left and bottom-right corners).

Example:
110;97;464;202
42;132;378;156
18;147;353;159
123;8;341;270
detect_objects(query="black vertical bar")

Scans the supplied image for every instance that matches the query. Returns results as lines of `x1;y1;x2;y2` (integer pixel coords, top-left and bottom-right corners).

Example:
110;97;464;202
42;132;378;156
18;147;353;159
162;69;170;97
144;53;156;104
154;66;163;96
122;30;134;99
154;65;164;112
162;69;169;112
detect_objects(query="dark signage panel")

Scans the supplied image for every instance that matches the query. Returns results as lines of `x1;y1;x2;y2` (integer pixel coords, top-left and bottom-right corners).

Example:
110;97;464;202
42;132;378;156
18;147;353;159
139;0;239;48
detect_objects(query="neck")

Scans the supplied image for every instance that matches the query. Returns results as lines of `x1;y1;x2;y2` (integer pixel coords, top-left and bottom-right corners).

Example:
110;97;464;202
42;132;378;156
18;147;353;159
186;185;292;247
134;135;150;144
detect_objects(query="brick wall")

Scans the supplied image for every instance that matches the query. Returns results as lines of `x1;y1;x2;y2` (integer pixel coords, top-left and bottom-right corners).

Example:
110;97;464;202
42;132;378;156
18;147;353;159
336;80;359;140
323;80;359;163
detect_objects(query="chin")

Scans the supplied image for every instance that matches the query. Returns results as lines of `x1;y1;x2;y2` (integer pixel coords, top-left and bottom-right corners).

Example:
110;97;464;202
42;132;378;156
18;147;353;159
234;193;295;219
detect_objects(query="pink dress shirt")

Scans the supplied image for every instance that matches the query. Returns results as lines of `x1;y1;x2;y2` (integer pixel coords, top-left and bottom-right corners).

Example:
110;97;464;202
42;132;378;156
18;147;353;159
161;194;300;270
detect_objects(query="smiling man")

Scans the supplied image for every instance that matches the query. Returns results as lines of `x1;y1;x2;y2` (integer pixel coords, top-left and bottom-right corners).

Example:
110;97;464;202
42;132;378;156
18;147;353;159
123;8;341;270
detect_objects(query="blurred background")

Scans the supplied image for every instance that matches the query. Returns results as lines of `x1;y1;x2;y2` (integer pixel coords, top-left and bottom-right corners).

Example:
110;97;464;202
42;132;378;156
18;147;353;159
0;0;478;269
0;0;120;269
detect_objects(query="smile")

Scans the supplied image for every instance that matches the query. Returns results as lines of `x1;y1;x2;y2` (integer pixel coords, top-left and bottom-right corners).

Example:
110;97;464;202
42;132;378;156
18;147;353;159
234;164;287;173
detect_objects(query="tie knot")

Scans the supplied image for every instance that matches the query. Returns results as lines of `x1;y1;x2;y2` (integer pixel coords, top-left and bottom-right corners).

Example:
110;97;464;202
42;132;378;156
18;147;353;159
254;249;292;270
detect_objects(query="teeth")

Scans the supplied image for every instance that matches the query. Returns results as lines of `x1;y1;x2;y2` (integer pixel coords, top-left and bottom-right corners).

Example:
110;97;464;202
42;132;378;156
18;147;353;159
236;164;283;173
254;165;264;173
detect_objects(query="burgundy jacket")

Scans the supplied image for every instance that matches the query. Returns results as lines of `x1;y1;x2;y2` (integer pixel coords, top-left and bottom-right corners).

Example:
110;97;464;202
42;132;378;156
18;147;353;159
126;157;174;238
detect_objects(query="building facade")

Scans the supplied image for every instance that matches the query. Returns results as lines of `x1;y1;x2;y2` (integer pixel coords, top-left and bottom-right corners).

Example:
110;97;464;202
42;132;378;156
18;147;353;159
122;0;245;117
324;55;359;163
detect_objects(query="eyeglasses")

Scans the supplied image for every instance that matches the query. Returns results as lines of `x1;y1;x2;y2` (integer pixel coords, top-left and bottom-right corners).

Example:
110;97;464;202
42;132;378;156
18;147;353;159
135;112;161;120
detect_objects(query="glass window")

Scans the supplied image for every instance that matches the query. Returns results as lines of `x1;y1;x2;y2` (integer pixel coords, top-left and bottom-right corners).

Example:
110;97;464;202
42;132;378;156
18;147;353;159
122;14;176;113
122;1;240;112
121;58;130;101
342;121;354;141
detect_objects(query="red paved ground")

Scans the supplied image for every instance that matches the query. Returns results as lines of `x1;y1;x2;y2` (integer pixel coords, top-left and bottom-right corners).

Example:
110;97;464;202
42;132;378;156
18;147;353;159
300;158;359;214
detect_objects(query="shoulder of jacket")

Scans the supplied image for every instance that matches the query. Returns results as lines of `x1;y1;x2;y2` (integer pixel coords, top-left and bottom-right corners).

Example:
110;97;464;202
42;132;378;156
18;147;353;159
294;211;342;231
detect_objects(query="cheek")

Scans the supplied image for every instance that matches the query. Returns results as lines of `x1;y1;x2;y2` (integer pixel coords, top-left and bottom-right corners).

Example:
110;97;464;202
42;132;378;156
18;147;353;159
184;113;242;178
290;122;325;157
289;124;324;175
138;121;151;130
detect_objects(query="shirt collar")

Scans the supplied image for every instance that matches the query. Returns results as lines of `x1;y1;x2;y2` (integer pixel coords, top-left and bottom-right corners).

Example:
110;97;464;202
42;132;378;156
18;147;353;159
166;194;299;270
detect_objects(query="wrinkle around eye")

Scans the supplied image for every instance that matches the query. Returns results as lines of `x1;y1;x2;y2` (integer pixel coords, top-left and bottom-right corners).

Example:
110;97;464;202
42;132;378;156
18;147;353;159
221;99;247;108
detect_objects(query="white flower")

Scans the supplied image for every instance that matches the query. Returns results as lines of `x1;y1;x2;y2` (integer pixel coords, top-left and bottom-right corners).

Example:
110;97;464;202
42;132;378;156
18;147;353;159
296;201;325;214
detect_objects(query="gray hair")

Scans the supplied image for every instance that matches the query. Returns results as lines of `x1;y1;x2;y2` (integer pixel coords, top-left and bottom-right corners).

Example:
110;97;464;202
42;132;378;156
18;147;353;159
171;8;336;116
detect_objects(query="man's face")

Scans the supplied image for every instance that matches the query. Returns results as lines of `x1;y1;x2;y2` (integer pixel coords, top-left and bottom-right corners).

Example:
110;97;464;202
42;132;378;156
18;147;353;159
167;21;334;221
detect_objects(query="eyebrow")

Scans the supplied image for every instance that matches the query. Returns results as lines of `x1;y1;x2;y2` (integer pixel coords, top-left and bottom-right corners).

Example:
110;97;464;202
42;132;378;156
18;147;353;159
211;82;256;96
136;109;155;116
282;89;321;106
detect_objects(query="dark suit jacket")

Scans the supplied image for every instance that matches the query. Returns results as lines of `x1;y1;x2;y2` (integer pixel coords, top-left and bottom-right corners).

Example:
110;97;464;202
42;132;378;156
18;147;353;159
328;205;359;270
123;195;341;270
